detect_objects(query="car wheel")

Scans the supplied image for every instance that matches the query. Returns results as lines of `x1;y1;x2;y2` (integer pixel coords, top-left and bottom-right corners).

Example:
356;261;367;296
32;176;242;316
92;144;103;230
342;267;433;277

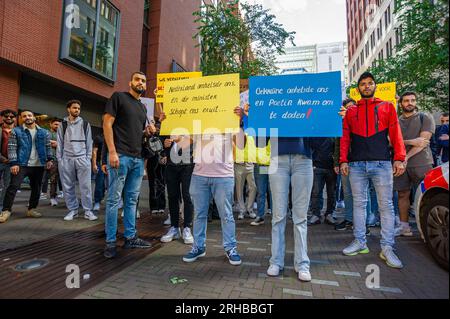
422;193;449;271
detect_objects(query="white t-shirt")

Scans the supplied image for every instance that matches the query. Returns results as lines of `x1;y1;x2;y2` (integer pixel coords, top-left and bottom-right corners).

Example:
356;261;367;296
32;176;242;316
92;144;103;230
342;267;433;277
26;127;42;167
193;134;234;178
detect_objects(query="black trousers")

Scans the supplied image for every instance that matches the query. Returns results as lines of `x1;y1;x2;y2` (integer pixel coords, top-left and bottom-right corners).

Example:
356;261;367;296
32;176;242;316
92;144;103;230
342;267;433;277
311;167;337;217
147;156;166;211
165;164;194;228
2;166;45;211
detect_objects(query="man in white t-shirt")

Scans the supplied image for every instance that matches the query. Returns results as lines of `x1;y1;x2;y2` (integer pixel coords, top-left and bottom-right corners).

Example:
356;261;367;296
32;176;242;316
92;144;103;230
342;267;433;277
160;107;245;265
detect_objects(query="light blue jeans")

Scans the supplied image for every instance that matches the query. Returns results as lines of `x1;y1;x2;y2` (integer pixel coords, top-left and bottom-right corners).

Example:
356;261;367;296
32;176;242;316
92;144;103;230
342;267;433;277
105;154;144;243
349;161;396;248
342;175;379;224
190;175;237;252
269;155;313;272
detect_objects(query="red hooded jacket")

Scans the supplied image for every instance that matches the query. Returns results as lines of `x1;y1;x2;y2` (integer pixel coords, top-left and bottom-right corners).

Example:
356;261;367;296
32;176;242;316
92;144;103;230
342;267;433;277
340;97;406;164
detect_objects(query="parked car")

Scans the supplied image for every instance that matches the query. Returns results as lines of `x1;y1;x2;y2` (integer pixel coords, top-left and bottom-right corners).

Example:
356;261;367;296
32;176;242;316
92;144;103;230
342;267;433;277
414;162;449;270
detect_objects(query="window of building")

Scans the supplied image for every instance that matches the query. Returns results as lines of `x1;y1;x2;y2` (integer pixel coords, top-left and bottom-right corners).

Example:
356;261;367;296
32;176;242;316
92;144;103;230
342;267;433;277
384;10;388;30
328;56;333;71
144;0;150;27
60;0;120;83
360;51;364;65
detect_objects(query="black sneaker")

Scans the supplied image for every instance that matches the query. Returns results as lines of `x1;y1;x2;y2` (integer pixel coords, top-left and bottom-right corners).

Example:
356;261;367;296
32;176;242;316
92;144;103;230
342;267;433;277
123;236;152;249
335;220;351;231
104;244;117;259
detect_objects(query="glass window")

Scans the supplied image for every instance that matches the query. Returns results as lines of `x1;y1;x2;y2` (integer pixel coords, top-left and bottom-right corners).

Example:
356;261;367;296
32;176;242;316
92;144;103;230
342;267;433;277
60;0;120;82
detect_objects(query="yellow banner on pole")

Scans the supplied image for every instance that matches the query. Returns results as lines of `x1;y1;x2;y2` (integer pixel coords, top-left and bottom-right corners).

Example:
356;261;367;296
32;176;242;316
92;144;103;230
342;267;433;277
160;73;241;136
156;72;202;103
350;82;397;109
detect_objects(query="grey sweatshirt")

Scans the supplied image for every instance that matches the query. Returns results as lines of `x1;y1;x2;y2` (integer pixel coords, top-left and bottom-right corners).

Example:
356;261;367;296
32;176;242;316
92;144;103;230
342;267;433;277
57;116;92;160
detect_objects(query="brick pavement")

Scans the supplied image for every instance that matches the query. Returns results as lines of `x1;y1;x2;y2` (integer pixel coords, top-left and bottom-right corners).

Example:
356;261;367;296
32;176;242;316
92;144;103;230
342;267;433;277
79;211;449;299
1;183;448;299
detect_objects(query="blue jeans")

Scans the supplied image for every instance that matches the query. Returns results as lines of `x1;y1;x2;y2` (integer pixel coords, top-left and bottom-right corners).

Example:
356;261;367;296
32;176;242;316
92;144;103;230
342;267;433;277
94;165;106;204
269;155;313;272
349;161;396;248
190;175;237;252
342;174;378;224
254;164;272;218
105;154;144;243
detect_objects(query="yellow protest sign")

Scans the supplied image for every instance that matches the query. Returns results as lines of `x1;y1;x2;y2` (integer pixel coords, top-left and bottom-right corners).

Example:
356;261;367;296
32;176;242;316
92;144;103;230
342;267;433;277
160;73;240;135
156;72;202;103
350;82;397;108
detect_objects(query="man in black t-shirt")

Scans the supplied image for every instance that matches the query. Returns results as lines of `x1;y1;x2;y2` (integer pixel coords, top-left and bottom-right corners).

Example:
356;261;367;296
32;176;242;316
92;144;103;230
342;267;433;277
103;71;156;258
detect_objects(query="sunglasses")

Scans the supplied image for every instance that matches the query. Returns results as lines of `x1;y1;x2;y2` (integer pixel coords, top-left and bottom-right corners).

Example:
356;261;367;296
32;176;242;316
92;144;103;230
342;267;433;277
3;115;16;119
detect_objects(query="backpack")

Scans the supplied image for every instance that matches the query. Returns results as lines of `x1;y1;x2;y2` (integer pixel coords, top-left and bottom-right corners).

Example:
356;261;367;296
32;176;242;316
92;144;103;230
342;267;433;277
61;119;89;144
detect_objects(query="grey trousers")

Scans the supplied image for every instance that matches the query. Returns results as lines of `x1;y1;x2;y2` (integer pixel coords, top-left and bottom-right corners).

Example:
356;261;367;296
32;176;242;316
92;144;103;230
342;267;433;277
234;162;257;213
59;156;93;211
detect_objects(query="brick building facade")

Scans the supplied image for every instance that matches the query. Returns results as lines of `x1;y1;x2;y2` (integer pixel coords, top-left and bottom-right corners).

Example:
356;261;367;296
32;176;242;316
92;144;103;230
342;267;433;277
0;0;201;129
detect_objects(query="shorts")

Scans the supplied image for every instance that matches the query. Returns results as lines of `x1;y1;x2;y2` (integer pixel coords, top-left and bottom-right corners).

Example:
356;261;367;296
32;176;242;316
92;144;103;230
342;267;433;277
393;164;433;191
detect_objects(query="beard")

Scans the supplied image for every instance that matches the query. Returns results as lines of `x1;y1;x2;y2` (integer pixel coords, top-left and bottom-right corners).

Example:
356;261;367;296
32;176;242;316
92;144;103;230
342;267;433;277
402;105;416;113
360;90;375;99
25;119;35;125
131;84;145;95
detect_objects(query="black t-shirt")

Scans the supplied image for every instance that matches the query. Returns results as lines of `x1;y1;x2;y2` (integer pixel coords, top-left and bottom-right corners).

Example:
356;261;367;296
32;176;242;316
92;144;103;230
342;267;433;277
104;92;147;158
93;134;104;163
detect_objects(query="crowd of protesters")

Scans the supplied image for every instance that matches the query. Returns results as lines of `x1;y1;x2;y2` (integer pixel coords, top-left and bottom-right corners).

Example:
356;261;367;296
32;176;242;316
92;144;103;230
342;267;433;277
0;71;448;281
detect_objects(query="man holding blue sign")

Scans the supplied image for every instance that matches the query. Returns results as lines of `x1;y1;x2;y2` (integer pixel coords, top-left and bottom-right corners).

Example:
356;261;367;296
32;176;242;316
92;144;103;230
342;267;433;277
247;72;343;282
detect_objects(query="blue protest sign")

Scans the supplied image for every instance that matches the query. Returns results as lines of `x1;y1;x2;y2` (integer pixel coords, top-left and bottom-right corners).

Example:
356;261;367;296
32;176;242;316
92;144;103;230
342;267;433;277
248;72;343;137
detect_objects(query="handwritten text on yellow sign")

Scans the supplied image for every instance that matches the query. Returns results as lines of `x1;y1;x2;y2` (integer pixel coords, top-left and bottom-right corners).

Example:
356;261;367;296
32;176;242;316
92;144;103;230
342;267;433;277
156;72;202;103
160;74;240;135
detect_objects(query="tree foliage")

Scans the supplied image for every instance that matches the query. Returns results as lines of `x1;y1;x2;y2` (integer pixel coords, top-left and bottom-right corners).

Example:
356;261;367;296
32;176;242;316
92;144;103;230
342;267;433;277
193;0;295;78
367;0;449;111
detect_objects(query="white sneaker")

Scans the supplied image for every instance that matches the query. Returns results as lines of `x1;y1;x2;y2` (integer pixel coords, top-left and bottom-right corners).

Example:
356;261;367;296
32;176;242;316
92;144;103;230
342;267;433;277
93;202;100;211
40;193;48;200
158;209;165;214
267;264;282;277
64;210;79;221
298;270;312;282
50;198;58;207
380;246;404;269
266;209;272;215
247;211;257;219
395;225;413;237
163;215;171;226
308;215;321;225
161;227;180;243
343;240;369;256
237;212;245;220
182;227;194;245
325;214;336;225
151;210;159;214
84;211;98;221
57;191;64;199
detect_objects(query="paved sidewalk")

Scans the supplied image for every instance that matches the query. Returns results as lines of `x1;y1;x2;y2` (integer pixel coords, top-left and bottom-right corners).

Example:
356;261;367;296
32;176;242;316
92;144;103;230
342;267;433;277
79;213;449;299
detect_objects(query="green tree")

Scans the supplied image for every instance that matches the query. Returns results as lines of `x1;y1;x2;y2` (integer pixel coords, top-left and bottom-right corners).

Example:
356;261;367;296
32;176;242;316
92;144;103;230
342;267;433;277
193;0;295;78
368;0;449;112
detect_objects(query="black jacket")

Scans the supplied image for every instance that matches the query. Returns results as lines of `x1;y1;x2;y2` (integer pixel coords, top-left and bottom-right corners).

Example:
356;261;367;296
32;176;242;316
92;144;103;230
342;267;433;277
310;137;335;170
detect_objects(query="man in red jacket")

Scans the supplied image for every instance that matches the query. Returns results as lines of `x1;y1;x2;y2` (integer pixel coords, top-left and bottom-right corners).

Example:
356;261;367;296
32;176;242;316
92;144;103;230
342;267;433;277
340;72;406;269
